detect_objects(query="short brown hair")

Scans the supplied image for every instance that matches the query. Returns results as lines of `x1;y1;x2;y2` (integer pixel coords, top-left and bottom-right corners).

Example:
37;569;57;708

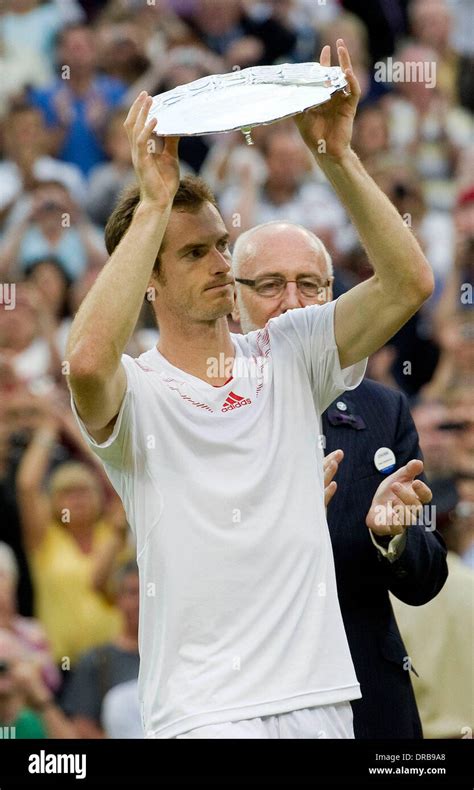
104;175;218;274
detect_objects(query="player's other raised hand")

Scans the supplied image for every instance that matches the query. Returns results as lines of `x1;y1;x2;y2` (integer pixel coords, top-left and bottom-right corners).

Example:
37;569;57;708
124;91;180;209
294;39;361;163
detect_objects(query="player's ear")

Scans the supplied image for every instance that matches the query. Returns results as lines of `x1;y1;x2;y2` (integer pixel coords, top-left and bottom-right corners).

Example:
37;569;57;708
144;274;162;307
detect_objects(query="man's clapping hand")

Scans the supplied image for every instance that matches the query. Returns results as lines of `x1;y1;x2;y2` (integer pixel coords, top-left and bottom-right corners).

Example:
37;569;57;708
366;460;433;537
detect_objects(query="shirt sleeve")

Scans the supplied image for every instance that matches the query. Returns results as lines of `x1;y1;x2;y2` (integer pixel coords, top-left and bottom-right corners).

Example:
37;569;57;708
69;354;143;473
370;529;408;563
267;299;367;413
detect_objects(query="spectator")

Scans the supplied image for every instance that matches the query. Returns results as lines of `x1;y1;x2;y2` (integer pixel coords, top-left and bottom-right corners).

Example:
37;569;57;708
0;1;84;74
422;312;473;400
86;109;136;227
0;629;45;738
0;283;61;394
0;542;60;693
54;267;100;358
0;37;49;120
446;0;474;57
245;0;317;64
0;1;84;116
0;628;76;738
220;129;347;251
201;125;270;197
0;404;34;617
392;552;473;738
384;42;472;210
352;102;390;167
454;477;474;567
0;181;106;281
102;678;142;739
16;421;132;663
0;103;86;230
454;184;474;258
409;0;460;105
341;0;408;64
412;400;463;479
29;23;128;175
61;560;140;738
96;18;150;86
23;256;72;323
187;0;296;68
434;215;473;331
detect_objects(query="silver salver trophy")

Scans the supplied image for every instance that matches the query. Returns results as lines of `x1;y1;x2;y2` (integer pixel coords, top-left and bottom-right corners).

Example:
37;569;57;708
146;63;348;145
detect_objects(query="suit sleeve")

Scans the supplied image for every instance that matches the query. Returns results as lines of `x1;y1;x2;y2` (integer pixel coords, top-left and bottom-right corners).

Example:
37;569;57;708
381;391;449;605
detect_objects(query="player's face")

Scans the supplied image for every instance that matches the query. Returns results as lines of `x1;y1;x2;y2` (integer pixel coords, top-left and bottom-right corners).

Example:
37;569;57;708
152;203;235;323
234;230;333;333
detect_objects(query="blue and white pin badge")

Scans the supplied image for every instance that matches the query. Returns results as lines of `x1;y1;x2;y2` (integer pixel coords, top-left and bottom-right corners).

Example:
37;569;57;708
374;447;396;475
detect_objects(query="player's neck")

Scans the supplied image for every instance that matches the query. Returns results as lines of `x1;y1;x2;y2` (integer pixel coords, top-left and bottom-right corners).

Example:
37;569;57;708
157;315;235;386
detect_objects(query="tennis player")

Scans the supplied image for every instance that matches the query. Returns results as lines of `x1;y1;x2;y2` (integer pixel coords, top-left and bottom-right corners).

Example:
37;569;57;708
66;41;434;739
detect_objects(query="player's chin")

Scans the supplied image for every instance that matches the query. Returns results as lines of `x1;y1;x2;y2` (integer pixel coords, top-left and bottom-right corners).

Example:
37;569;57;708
199;302;233;322
203;287;234;310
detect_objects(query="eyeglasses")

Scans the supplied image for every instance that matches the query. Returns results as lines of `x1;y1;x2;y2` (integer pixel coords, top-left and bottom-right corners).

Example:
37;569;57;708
235;275;333;299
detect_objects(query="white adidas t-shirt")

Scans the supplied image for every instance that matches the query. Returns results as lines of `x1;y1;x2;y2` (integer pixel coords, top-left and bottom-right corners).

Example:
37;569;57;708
71;299;366;738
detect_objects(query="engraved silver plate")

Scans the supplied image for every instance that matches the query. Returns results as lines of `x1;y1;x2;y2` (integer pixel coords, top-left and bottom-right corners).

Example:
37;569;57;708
147;63;347;141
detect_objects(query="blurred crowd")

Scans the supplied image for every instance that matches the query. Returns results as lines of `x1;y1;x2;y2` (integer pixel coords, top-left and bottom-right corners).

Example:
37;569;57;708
0;0;472;739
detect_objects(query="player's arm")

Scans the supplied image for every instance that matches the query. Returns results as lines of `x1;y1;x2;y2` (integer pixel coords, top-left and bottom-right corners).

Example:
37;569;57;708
324;149;433;368
66;93;180;442
295;42;434;369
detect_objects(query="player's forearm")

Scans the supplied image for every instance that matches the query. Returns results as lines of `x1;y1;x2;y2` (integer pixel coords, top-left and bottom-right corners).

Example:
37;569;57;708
317;149;434;302
67;200;171;379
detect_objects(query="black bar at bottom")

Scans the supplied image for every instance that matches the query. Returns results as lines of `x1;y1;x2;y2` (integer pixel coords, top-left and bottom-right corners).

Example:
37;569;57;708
0;738;471;788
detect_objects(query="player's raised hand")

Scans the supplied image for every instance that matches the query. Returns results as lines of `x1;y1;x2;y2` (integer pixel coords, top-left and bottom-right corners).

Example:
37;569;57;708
294;39;361;163
124;91;180;209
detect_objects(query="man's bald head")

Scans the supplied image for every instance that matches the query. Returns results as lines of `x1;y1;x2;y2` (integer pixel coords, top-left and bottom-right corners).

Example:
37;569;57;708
232;222;334;333
233;222;333;279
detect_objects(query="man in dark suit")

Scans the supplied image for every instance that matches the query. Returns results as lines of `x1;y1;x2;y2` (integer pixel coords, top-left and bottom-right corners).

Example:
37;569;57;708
323;380;447;738
233;220;448;739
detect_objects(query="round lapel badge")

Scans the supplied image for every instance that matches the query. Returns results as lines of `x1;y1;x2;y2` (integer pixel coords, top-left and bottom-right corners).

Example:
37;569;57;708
374;447;396;475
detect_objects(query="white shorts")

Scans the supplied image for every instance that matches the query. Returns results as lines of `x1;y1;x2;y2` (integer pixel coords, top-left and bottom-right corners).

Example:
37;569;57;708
174;702;354;739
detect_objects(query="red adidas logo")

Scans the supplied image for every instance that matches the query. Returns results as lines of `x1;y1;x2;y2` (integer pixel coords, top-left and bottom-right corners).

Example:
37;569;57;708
221;391;252;413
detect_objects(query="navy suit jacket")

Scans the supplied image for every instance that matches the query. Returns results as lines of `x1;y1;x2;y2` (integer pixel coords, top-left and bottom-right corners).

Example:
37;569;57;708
323;379;448;739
